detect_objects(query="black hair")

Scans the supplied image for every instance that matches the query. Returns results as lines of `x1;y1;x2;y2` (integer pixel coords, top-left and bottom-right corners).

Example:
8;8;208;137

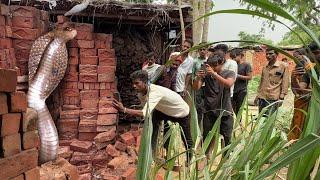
146;52;154;58
266;48;279;55
130;70;148;83
207;53;225;66
295;48;307;56
214;44;229;53
185;38;194;47
308;40;319;52
230;48;244;59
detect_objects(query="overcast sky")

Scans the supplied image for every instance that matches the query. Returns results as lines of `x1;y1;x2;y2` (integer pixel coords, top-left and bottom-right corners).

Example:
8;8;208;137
208;0;290;45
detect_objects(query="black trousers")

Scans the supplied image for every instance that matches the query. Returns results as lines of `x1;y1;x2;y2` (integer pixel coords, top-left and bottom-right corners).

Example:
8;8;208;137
232;90;247;116
151;110;192;161
258;98;280;115
203;111;234;147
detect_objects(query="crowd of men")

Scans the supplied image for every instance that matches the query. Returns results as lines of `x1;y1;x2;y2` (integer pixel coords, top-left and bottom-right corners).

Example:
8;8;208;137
112;39;320;162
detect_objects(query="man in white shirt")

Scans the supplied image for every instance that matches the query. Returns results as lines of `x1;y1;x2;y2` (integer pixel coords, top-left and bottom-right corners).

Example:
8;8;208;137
176;39;194;97
213;44;238;97
112;70;192;161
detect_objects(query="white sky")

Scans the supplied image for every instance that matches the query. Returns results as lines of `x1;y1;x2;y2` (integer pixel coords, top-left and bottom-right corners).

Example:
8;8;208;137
208;0;290;45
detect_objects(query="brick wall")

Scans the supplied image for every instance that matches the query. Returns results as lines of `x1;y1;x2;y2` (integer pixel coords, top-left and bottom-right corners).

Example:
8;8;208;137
0;69;40;180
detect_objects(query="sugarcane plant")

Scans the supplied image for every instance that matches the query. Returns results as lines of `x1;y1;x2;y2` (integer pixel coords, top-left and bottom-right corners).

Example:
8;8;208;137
136;0;320;179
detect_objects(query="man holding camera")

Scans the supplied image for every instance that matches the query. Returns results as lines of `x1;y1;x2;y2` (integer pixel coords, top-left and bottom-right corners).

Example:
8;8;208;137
193;53;236;156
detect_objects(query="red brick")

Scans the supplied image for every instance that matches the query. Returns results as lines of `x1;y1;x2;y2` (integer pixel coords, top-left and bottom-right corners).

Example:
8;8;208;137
62;81;78;89
68;39;79;48
5;25;12;37
59;131;78;140
65;64;78;73
97;114;117;126
80;56;98;65
24;167;40;180
99;57;116;66
69;56;79;65
81;99;98;109
0;15;4;25
12;27;39;40
98;98;113;108
0;148;38;179
11;16;36;28
0;4;9;16
80;48;97;56
22;130;40;150
0;61;8;68
11;174;24;180
15;48;30;61
98;73;115;83
100;172;120;180
60;110;80;119
63;89;80;97
79;65;97;74
95;33;112;42
0;38;12;48
57;15;69;23
98;49;115;58
94;83;100;89
80;109;98;120
120;132;135;146
0;68;17;92
83;83;90;90
78;82;84;89
78;120;97;132
96;125;116;133
114;141;127;152
97;65;116;74
99;107;117;114
76;31;93;40
77;164;92;175
9;91;27;112
78;132;97;141
0;26;5;37
105;144;120;157
59;139;74;146
70;140;92;153
1;113;21;137
58;118;79;132
95;40;107;49
70;151;93;165
107;155;128;169
2;133;21;157
79;73;97;82
12;39;34;49
0;93;8;115
64;72;79;82
89;83;96;90
10;5;39;17
62;105;80;111
80;90;99;100
92;151;110;166
79;173;92;180
74;23;94;32
57;146;73;159
100;90;114;98
94;129;116;143
121;167;136;180
78;40;94;48
69;48;79;57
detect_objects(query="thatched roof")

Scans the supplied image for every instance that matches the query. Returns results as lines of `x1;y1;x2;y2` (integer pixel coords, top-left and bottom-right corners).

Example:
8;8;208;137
6;0;192;25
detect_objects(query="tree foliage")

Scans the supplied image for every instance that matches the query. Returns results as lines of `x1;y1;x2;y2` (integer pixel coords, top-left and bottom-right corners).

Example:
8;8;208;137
237;31;273;47
278;25;320;46
240;0;320;26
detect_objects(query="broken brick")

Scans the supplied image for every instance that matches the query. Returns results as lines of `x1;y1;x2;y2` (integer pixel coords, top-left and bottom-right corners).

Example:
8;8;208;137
120;132;135;146
78;132;97;141
106;144;120;157
70;140;93;153
114;141;127;152
58;146;73;159
107;155;128;169
121;167;136;180
94;129;116;143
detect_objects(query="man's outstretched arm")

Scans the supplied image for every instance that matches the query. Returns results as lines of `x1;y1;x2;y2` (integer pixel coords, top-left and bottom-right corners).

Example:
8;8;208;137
112;100;143;117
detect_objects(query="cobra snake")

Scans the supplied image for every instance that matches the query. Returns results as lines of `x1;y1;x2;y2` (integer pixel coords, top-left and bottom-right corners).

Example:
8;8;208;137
27;26;77;163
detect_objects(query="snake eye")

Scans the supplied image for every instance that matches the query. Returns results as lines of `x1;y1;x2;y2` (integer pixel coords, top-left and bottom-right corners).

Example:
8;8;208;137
64;27;72;31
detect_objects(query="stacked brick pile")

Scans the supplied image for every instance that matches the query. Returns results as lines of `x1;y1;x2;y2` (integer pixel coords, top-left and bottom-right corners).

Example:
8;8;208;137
0;4;49;91
0;68;40;179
